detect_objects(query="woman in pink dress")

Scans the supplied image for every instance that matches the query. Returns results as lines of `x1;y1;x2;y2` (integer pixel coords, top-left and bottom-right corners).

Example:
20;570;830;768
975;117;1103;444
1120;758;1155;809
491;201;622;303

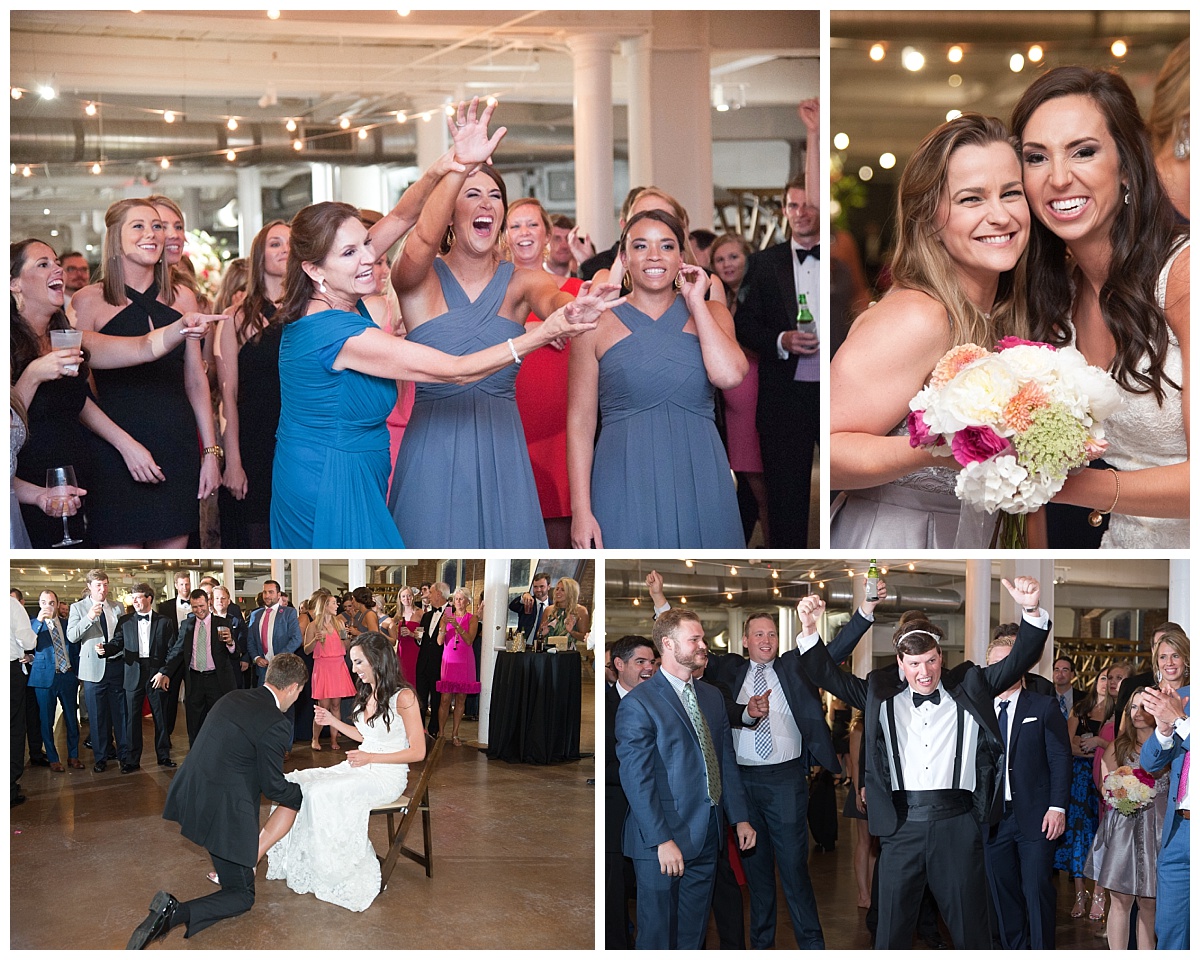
436;588;481;746
304;593;357;751
395;585;421;687
506;197;583;548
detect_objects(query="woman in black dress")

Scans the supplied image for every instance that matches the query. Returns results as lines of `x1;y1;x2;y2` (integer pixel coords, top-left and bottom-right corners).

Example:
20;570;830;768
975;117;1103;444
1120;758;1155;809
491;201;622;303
215;220;290;547
11;238;214;546
71;199;224;548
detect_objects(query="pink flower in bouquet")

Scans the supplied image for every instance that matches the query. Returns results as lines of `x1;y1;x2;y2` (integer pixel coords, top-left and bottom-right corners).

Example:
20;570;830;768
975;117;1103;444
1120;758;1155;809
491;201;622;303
951;424;1009;466
929;343;989;388
906;409;944;448
995;336;1055;352
1084;436;1109;460
1133;768;1156;788
1002;382;1049;433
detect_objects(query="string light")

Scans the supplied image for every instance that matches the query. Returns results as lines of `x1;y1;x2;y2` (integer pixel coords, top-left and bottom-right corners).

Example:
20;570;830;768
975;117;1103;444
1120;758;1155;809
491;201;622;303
38;84;57;100
947;45;963;63
226;117;239;131
1028;44;1044;63
880;152;896;170
357;128;368;140
84;101;98;116
1110;39;1128;58
10;87;23;100
1009;53;1025;73
91;162;102;174
285;118;297;132
395;111;407;123
771;570;779;579
22;165;32;177
292;139;304;151
679;597;687;604
685;560;694;568
339;117;351;130
163;110;175;123
729;566;738;576
869;43;885;62
226;149;236;161
159;157;170;169
901;47;924;72
267;9;280;19
833;132;849;151
632;597;640;606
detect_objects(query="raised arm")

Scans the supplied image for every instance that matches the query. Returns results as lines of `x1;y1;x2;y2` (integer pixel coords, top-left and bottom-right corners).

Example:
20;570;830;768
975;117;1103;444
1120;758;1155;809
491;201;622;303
824;577;888;664
981;577;1050;695
680;266;748;389
794;596;869;710
82;313;217;369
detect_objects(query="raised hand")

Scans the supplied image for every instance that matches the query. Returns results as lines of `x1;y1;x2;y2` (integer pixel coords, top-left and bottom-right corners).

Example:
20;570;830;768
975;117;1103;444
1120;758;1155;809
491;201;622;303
1001;576;1041;612
178;313;225;339
566;225;595;264
861;577;888;616
645;570;666;608
677;263;708;305
798;98;819;131
796;595;826;634
447;97;508;168
564;280;625;323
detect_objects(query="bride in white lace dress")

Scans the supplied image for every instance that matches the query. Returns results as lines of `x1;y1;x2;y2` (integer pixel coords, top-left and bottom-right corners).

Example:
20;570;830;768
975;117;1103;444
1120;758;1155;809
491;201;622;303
263;632;426;911
1012;68;1189;548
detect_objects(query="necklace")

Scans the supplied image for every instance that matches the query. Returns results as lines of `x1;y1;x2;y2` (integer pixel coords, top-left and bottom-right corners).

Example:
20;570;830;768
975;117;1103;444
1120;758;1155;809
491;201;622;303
311;293;356;313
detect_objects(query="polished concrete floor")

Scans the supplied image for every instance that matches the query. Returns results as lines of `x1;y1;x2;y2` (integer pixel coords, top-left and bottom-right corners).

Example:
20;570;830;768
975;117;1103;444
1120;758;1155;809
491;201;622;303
12;706;595;950
695;784;1124;949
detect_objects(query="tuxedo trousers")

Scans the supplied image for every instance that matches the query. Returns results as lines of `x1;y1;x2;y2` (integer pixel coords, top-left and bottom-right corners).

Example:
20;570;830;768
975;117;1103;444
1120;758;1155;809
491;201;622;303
983;807;1056;948
182;854;255;938
877;807;989;949
757;379;818;547
633;805;720;949
184;670;226;746
738;759;824;948
126;666;171;765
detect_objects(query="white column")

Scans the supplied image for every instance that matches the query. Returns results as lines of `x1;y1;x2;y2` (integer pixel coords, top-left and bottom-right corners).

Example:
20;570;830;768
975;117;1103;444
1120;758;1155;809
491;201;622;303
270;558;286;594
963;560;991;665
1168;559;1190;628
310;162;335;204
292;559;320;611
568;33;617;251
236;166;263;257
415;100;450;172
1000;558;1056;676
347;558;368;591
778;602;795;656
337;165;387;212
222;558;235;594
478;558;512;746
726;608;742;656
622;34;652;193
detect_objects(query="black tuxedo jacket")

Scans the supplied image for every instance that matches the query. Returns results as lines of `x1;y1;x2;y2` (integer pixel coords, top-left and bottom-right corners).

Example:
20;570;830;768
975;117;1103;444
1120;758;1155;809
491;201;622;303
117;611;177;692
416;606;450;681
157;597;191;624
162;686;302;866
997;690;1072;841
163;614;242;695
710;610;875;772
735;242;803;419
799;616;1050;837
605;682;628;854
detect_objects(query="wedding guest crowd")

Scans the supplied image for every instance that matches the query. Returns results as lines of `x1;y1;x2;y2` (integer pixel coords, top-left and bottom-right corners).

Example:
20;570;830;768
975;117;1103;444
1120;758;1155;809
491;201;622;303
607;574;1191;949
11;97;815;550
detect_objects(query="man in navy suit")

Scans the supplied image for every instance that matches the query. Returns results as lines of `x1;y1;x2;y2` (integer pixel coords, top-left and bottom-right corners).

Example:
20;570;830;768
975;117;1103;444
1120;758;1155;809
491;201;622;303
796;576;1050;949
1141;677;1190;949
981;633;1071;949
615;608;756;949
246;580;302;687
28;590;83;772
708;582;887;948
116;582;178;770
508;573;551;642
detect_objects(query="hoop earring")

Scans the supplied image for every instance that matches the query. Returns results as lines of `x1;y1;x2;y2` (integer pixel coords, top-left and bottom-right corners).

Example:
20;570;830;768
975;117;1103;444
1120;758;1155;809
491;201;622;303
674;272;684;290
446;226;456;251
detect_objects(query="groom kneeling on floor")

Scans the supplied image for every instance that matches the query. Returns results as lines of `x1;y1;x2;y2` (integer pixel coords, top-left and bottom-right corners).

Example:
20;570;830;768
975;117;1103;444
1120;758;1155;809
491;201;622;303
127;654;308;949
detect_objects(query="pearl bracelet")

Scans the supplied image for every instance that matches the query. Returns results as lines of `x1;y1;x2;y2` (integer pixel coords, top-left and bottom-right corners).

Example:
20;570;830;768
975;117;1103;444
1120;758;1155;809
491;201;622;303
507;338;522;365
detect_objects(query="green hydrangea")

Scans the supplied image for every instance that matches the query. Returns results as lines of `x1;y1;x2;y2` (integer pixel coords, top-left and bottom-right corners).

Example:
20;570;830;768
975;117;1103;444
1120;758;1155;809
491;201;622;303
1012;402;1089;481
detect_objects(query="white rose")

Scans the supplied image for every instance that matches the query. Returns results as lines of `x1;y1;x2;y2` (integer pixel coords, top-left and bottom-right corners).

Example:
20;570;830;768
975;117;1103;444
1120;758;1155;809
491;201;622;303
925;359;1019;433
997;344;1062;388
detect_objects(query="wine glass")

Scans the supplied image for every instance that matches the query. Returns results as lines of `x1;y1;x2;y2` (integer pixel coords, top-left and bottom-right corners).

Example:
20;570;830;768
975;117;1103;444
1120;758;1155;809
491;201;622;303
45;465;82;547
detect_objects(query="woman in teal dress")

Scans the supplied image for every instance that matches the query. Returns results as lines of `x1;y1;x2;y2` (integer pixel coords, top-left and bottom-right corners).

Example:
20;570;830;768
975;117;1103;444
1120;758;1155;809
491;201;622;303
270;102;604;548
567;210;748;548
387;98;620;548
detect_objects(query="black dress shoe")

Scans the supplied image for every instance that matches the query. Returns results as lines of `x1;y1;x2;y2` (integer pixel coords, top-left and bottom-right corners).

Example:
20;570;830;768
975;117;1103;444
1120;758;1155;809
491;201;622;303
83;737;92;749
127;890;180;949
93;761;107;773
29;756;50;768
11;793;26;808
121;763;140;775
158;758;177;768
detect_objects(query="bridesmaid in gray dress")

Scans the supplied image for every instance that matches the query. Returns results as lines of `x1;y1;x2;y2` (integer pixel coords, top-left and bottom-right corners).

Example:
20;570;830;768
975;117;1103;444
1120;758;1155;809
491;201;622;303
1085;688;1170;950
830;114;1032;548
567;209;748;548
388;98;618;547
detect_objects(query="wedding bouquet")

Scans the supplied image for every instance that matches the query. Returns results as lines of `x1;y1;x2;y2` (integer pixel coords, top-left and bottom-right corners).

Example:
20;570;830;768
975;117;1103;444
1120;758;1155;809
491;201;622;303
907;338;1122;515
1101;765;1157;817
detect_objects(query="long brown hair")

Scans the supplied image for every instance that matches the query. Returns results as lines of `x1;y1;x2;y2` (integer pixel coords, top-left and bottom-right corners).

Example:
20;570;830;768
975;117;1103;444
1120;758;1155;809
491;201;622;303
890;113;1029;349
1111;687;1169;776
442;165;508;254
349;631;407;730
275;202;361;325
1011;66;1185;403
144;194;192;308
10;239;86;381
100;200;173;307
238;220;289;343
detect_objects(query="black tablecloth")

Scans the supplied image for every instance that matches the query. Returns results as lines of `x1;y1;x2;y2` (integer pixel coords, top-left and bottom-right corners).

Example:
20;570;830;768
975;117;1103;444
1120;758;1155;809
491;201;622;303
486;650;582;764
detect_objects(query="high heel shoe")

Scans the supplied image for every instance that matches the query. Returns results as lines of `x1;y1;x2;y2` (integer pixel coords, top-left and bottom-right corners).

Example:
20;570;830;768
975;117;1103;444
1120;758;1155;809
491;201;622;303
1089;889;1106;921
1071;891;1088;919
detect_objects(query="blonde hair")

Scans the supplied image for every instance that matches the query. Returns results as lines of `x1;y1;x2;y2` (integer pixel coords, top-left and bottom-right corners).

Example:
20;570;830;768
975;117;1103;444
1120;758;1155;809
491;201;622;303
890;113;1029;349
100;200;171;307
1148;40;1189;156
556;577;581;614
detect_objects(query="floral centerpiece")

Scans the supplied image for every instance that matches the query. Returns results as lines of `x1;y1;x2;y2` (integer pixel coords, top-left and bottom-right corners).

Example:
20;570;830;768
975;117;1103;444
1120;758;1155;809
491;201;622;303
907;338;1122;517
1101;765;1158;817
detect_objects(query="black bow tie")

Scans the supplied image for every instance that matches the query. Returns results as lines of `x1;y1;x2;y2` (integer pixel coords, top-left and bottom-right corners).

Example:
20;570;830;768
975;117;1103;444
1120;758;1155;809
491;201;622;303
137;614;151;622
913;690;941;707
795;244;820;264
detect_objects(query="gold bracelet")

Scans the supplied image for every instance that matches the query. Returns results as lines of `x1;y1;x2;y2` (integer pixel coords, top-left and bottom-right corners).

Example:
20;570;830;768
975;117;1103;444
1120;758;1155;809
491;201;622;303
1087;468;1119;527
203;444;225;461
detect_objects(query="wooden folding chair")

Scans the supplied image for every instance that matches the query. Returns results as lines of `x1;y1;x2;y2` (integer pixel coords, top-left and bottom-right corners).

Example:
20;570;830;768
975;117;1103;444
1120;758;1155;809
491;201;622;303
369;733;444;891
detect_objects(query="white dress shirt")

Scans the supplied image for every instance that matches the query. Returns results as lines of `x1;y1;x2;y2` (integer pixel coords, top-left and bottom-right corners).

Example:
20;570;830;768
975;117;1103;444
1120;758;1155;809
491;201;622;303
137;614;152;659
733;659;803;765
1155;717;1191;811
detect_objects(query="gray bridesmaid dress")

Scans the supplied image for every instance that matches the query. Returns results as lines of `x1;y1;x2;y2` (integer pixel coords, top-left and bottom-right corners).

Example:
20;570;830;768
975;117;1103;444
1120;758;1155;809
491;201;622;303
388;258;547;548
590;296;744;548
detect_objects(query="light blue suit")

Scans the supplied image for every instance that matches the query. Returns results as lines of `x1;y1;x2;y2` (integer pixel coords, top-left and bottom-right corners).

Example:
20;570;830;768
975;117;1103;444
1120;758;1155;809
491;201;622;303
245;605;302;686
615;668;749;949
1140;684;1189;950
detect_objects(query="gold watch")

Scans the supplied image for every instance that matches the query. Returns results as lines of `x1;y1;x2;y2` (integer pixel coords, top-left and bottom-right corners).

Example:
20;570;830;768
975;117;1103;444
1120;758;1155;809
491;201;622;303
203;444;225;461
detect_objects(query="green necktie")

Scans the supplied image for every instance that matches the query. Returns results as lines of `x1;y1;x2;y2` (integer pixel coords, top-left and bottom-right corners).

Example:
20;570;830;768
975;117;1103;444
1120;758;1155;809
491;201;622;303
196;619;208;671
681;681;721;806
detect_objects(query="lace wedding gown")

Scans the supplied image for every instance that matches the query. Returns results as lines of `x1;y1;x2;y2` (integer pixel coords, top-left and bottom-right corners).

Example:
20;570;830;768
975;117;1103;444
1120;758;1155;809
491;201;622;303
266;692;409;911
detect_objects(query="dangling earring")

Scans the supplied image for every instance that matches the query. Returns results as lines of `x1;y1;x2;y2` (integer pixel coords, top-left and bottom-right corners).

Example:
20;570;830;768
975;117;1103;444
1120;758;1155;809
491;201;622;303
445;226;456;251
1123;187;1130;205
674;272;684;290
318;277;326;293
1155;670;1162;684
1174;117;1190;160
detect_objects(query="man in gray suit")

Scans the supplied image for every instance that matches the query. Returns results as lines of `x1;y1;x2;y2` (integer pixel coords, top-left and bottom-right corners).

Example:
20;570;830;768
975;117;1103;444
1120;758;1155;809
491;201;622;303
67;568;129;772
